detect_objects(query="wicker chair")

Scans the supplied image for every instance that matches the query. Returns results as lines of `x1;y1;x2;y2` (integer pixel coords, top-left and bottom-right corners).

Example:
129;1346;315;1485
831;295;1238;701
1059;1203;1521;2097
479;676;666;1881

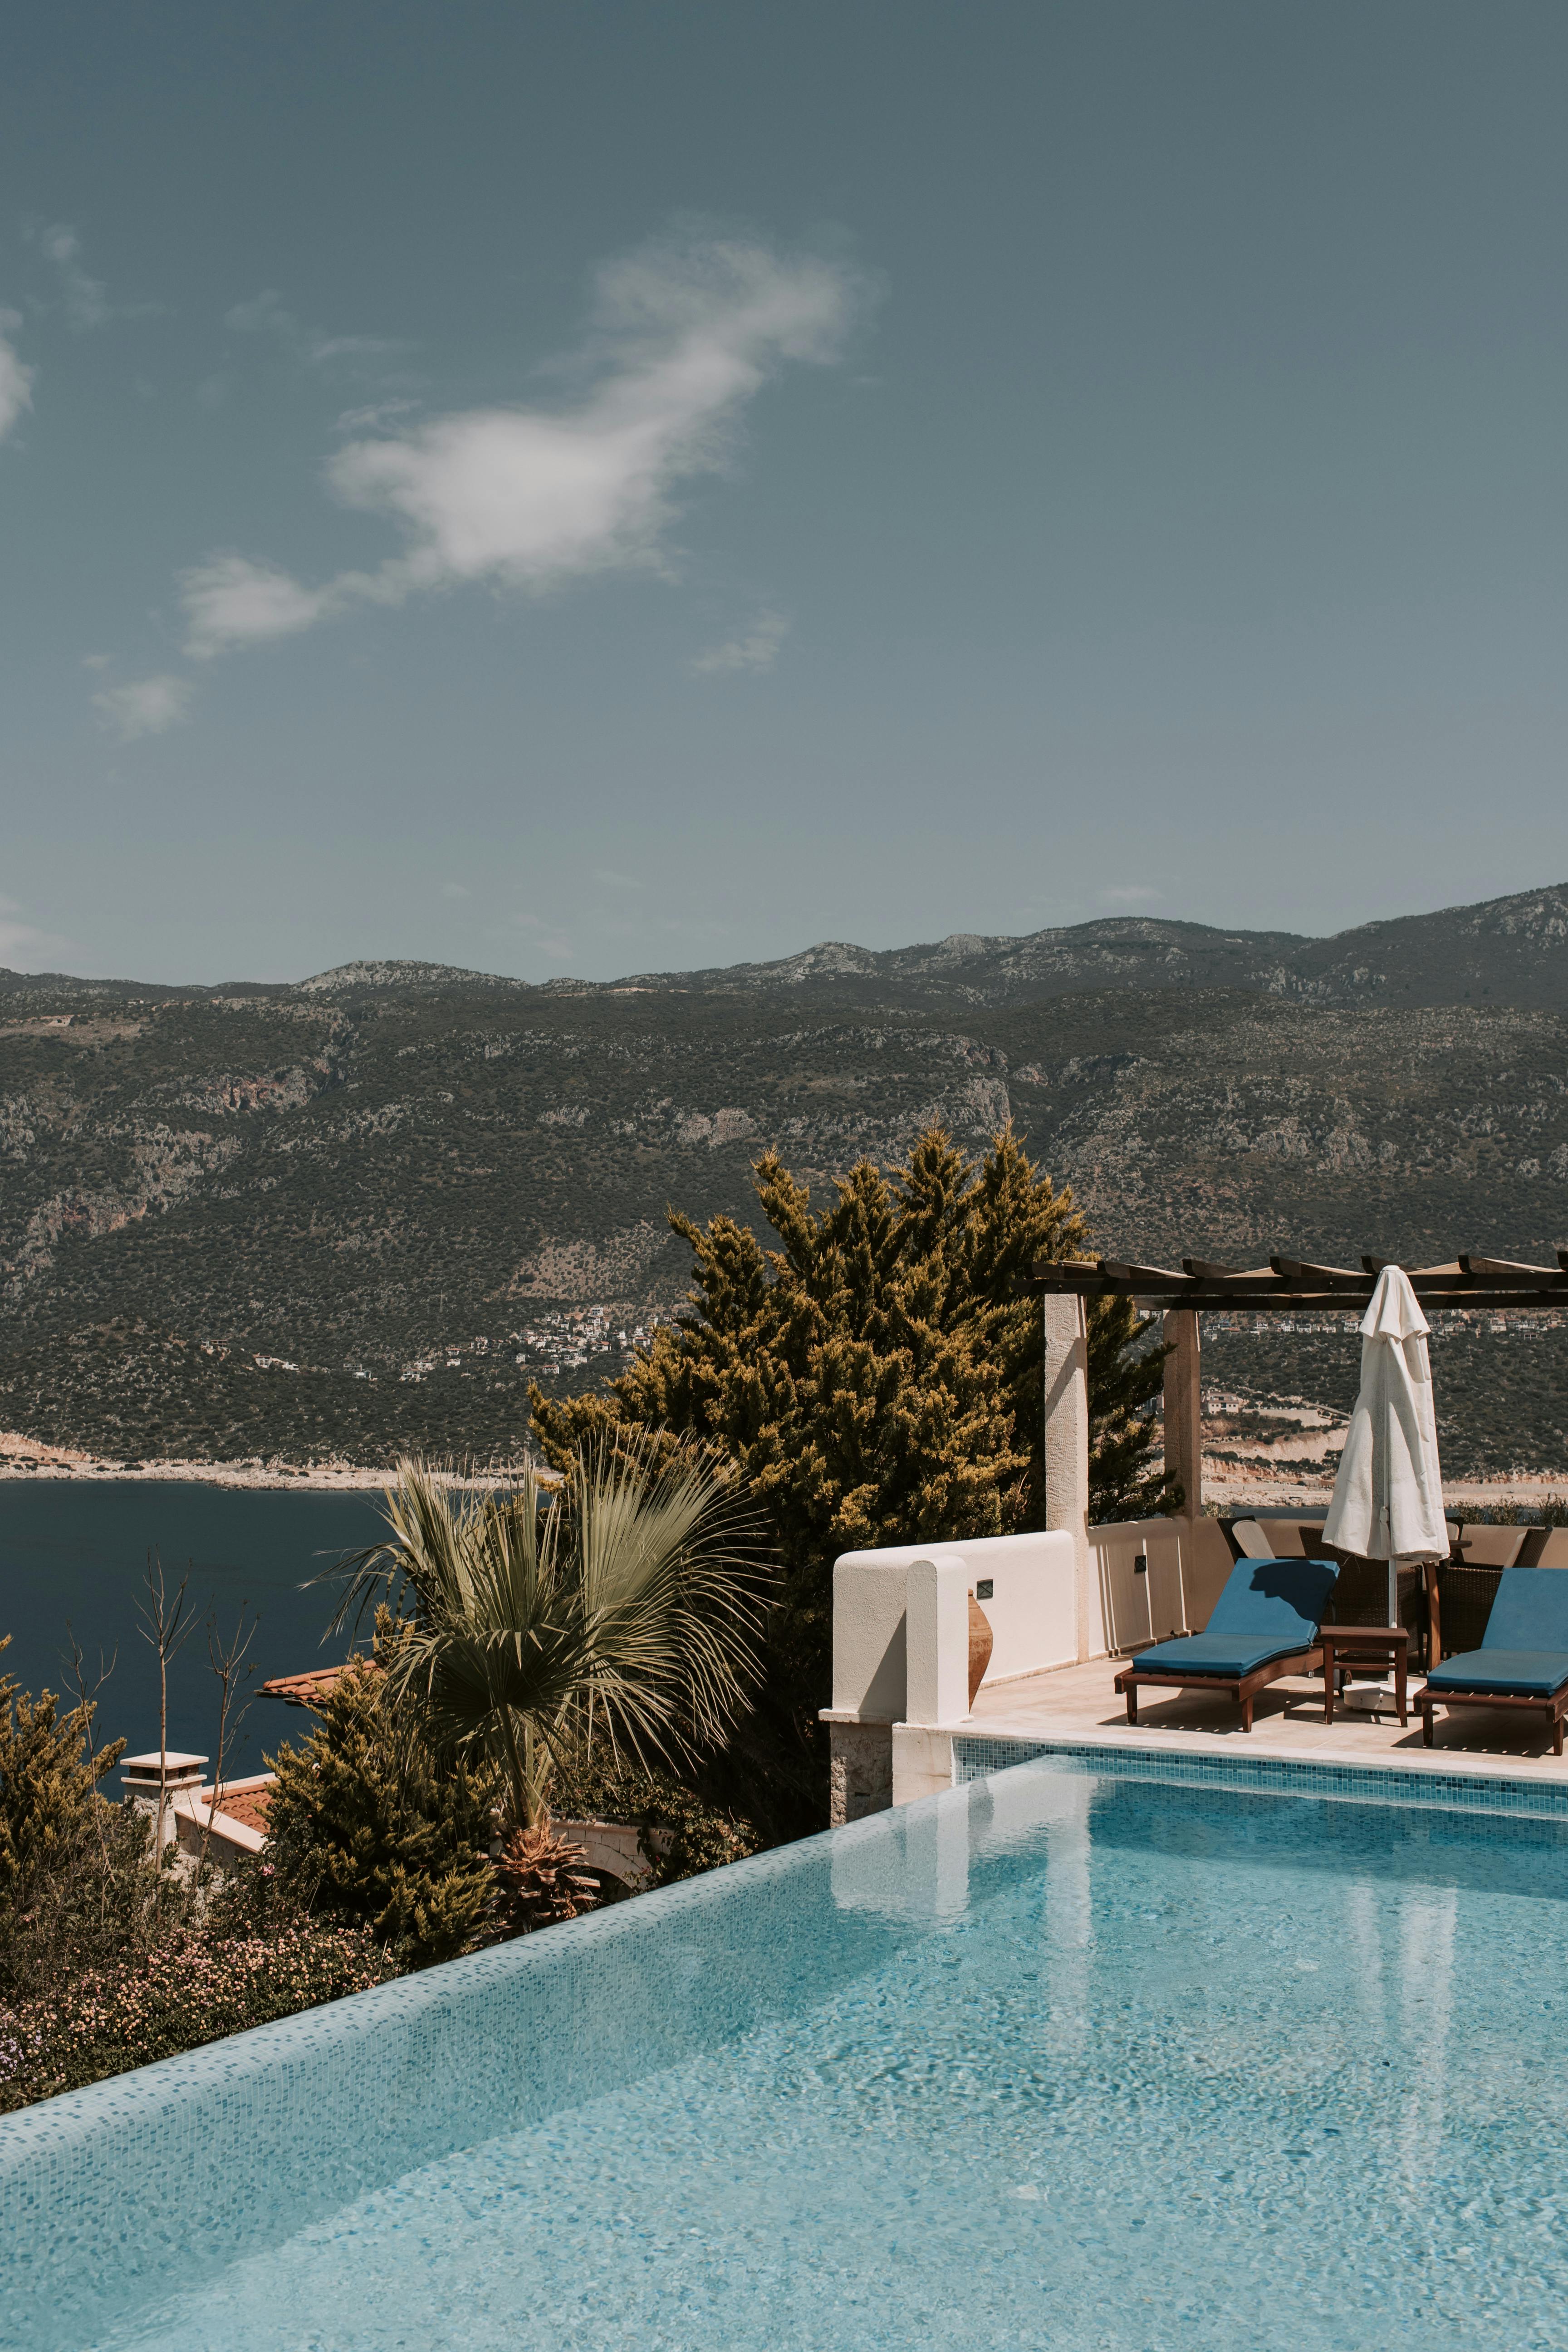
1319;1548;1431;1665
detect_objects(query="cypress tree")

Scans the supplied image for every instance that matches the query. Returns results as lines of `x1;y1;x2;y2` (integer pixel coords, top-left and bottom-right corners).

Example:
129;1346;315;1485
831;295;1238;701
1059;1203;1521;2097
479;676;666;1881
533;1126;1172;1833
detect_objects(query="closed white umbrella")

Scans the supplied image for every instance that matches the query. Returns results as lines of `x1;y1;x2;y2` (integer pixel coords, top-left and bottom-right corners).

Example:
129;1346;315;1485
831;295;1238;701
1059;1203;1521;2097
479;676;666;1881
1324;1264;1449;1627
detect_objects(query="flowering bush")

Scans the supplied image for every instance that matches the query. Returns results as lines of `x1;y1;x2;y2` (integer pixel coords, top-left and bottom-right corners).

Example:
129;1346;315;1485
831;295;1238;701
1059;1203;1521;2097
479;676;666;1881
0;1922;396;2112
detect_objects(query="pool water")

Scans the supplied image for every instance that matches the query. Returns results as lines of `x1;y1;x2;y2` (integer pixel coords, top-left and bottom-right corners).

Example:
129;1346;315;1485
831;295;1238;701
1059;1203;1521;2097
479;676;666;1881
7;1754;1568;2350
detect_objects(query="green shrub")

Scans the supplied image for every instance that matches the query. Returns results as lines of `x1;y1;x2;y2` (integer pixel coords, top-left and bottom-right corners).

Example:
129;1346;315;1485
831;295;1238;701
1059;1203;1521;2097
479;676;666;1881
0;1637;181;2003
264;1619;497;1968
549;1751;761;1886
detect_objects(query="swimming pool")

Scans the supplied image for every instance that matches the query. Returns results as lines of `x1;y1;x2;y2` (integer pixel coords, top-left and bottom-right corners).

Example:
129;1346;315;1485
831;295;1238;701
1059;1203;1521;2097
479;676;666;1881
5;1751;1568;2350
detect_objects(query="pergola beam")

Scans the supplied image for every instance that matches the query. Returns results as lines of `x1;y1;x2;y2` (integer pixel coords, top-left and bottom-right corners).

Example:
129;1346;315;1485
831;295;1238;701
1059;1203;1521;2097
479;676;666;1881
1031;1251;1568;1311
1036;1238;1566;1588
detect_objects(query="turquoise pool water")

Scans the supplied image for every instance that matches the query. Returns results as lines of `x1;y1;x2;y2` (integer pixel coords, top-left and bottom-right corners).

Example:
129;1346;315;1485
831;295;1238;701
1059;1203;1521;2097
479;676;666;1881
5;1752;1568;2350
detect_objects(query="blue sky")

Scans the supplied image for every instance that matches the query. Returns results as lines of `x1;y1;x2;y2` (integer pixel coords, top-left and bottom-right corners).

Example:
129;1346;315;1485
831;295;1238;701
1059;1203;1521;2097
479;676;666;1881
3;1;1566;983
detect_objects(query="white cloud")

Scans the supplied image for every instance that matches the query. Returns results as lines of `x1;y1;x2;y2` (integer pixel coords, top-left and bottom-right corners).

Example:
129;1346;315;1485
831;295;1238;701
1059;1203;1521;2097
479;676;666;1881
0;310;34;441
592;868;643;890
181;556;337;652
92;674;194;741
691;609;789;676
1099;885;1162;908
441;881;470;900
183;233;860;658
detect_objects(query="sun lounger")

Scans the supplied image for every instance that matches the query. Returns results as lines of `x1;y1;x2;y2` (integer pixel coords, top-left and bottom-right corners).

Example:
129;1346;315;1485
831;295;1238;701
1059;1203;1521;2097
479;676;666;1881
1416;1566;1568;1755
1114;1557;1339;1732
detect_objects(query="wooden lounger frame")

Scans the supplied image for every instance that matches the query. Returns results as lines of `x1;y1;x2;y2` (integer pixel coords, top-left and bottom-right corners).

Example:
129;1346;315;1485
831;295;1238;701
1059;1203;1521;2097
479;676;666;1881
1114;1646;1323;1734
1416;1682;1568;1757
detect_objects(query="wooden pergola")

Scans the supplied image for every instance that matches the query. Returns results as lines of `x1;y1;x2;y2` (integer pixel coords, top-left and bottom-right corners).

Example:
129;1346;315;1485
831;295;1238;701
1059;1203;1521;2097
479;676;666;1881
1030;1251;1568;1520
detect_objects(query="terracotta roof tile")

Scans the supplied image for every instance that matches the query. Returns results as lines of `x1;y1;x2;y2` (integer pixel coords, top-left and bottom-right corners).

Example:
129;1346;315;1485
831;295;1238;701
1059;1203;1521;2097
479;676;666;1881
259;1662;375;1707
214;1784;272;1833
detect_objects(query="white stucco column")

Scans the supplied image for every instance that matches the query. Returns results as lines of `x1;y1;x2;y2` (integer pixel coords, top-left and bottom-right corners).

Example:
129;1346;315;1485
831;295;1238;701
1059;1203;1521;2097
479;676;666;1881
1043;1293;1092;1661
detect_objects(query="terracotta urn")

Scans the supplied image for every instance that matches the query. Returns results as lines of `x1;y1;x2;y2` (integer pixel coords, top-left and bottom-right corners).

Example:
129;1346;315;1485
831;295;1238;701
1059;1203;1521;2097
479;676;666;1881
967;1592;994;1706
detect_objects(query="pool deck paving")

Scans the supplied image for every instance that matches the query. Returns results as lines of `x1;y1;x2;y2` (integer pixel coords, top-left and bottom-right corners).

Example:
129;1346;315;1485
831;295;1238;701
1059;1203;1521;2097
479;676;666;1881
959;1655;1568;1784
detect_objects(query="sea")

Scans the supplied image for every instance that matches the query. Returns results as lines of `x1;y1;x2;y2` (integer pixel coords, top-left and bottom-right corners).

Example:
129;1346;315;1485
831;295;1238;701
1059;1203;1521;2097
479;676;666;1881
0;1480;393;1783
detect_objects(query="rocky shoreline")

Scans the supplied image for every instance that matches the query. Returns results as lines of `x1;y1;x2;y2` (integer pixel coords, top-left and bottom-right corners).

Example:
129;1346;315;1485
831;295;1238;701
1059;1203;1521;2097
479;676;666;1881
3;1425;1557;1514
0;1430;524;1490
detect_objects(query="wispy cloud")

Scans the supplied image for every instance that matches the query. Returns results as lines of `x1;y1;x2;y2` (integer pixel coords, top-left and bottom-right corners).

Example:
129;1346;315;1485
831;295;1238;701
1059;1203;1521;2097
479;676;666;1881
34;223;159;332
183;233;861;660
334;398;419;433
93;674;194;741
1099;884;1162;908
441;881;470;900
0;310;34;441
691;609;789;676
510;911;574;957
0;897;77;971
39;223;109;329
182;559;330;652
592;868;643;890
225;289;408;368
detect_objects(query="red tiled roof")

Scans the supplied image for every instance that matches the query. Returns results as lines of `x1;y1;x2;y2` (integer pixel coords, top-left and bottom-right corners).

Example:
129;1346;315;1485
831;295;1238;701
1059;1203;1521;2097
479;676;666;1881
212;1784;273;1834
259;1662;376;1707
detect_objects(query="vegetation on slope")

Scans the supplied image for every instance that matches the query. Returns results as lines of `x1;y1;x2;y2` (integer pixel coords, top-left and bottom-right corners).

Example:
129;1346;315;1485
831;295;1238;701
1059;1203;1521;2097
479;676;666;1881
1;883;1564;1471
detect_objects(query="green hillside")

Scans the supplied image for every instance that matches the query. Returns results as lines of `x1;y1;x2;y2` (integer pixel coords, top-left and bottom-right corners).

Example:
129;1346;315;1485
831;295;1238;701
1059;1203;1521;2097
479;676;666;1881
2;883;1565;1471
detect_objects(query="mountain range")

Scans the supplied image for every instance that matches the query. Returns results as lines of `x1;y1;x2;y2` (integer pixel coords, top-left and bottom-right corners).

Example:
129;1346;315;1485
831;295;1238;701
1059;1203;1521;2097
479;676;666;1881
2;882;1565;1476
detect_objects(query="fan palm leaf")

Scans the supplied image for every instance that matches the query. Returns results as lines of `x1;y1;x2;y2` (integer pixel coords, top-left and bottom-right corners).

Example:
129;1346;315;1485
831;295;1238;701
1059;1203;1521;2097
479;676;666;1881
324;1441;769;1830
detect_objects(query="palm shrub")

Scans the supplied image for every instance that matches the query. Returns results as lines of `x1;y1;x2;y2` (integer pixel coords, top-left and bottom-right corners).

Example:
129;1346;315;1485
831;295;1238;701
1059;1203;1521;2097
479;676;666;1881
264;1617;497;1968
531;1125;1171;1831
329;1444;770;1874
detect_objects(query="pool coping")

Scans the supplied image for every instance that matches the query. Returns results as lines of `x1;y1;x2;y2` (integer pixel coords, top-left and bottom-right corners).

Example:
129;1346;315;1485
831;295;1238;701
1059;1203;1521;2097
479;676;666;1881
951;1724;1568;1818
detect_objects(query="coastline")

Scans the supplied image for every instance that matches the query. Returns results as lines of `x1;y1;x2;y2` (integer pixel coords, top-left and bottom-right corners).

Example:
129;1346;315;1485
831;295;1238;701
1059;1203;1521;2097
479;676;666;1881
3;1426;1558;1511
0;1431;526;1491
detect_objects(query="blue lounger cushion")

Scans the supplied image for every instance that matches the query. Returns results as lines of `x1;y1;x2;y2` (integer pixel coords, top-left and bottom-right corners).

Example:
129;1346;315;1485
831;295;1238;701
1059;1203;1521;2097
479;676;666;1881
1127;1632;1317;1679
1426;1650;1568;1699
1425;1566;1568;1698
1130;1556;1338;1679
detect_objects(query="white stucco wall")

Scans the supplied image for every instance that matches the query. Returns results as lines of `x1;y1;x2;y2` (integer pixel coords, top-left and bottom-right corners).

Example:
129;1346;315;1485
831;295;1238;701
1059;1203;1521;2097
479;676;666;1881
829;1516;1235;1734
830;1529;1080;1725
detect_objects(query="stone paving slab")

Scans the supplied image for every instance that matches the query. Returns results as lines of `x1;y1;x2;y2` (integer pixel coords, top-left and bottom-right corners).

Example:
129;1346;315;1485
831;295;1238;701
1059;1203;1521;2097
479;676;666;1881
962;1654;1568;1780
